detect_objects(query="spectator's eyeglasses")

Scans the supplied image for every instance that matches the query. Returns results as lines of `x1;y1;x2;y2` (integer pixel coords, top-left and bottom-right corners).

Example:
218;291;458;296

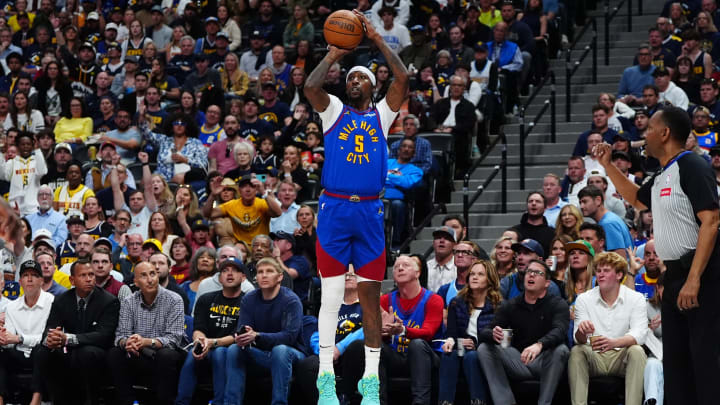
526;269;545;277
637;52;651;56
453;249;475;256
172;121;186;126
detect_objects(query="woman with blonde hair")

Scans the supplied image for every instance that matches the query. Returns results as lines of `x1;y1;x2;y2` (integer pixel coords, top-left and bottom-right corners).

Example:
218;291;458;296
171;184;203;237
122;19;152;58
144;167;176;217
221;52;249;98
253;67;276;96
439;259;502;405
490;235;516;278
555;204;583;240
165;25;187;62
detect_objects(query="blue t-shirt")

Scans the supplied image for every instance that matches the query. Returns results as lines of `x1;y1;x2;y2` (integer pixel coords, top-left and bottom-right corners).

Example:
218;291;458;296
239;119;274;142
105;128;142;163
284;255;311;302
259;101;291;131
598;211;633;252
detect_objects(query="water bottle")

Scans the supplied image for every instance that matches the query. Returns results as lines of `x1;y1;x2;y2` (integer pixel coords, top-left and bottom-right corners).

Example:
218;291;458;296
456;338;465;357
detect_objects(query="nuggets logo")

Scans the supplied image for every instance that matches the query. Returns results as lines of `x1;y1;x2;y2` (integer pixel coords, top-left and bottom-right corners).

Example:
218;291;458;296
338;119;379;165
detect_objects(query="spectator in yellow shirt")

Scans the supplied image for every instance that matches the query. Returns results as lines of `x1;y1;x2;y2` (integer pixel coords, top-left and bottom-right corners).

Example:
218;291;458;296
53;97;93;144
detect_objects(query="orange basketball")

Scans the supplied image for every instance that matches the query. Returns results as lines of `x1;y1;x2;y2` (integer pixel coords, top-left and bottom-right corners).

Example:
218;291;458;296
323;10;364;49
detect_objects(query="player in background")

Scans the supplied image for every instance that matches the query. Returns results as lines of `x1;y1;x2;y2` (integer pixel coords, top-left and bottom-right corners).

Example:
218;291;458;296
304;9;409;405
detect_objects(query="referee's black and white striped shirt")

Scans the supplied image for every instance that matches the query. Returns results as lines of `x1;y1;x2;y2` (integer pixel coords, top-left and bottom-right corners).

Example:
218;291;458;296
637;152;719;261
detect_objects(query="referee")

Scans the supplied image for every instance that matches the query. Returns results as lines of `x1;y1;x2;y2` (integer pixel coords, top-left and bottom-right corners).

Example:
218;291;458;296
595;105;720;405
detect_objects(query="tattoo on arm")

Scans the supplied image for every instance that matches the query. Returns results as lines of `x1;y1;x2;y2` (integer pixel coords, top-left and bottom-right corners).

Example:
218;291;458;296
306;58;332;89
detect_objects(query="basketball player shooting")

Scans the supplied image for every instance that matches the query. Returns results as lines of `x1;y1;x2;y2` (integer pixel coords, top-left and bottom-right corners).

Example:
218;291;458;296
304;9;409;405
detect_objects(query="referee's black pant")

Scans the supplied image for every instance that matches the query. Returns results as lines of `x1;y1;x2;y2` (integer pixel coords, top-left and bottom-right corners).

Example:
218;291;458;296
663;255;720;405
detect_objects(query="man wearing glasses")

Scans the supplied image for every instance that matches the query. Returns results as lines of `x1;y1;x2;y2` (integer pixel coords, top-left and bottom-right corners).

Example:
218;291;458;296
501;239;562;299
477;259;570;405
618;44;657;106
437;240;481;307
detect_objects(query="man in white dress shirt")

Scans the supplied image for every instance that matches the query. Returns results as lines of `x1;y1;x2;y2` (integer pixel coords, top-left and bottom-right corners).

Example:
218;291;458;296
569;251;648;405
426;226;457;292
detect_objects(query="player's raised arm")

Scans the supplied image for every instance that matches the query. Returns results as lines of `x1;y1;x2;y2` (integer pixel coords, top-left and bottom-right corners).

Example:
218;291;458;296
304;47;351;113
352;9;409;112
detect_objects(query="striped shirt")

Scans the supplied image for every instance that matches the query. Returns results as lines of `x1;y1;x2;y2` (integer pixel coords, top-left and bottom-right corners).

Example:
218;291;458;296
637;152;719;261
114;286;185;349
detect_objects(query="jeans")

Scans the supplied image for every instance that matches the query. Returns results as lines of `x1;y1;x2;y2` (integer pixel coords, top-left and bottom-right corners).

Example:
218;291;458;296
175;346;230;405
437;349;488;403
225;344;306;405
389;198;407;247
644;357;663;405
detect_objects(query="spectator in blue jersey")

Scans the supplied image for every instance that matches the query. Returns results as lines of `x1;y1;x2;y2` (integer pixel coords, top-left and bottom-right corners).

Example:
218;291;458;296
478;259;570;405
269;45;293;94
438;259;501;405
269;230;311;302
296;269;364;403
634;239;664;300
385;137;423;249
389;114;433;173
500;239;562;299
436;240;481;306
175;257;246;405
198;104;226;147
195;17;221;56
577;185;633;257
225;257;306;405
618;44;657;105
486;21;523;112
340;255;444;405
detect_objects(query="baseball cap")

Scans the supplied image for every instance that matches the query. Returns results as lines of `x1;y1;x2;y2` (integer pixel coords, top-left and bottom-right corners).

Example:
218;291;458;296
710;145;720;157
19;260;42;277
409;25;424;33
105;22;119;31
270;231;296;247
261;81;277;90
107;41;121;51
237;174;253;186
124;55;139;64
611;150;632;162
54;142;72;154
565;239;595;257
652;66;670;77
250;30;263;39
432;226;457;242
474;41;488;52
244;96;259;106
142;238;162;252
66;215;84;225
216;31;230;41
220;257;247;273
94;237;113;250
100;141;116;151
87;11;99;20
33;237;55;251
191;219;211;231
79;42;96;53
151;5;163;13
511;238;544;258
634;107;650;118
205;16;219;24
587;167;607;179
32;229;53;242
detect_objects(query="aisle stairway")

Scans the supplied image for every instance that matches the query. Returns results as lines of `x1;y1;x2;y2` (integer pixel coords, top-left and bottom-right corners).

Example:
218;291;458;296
408;0;662;256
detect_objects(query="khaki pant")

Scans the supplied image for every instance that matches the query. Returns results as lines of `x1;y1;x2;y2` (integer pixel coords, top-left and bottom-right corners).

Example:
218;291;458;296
568;344;647;405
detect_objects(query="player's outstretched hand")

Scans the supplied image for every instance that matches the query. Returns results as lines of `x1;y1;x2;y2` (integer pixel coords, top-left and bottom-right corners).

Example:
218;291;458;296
353;9;378;42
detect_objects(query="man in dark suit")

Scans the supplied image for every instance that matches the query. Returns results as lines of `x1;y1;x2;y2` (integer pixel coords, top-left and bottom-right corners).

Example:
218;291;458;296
35;258;120;405
430;74;477;177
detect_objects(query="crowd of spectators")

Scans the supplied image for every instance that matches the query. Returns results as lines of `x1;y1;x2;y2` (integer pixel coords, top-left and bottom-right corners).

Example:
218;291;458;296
0;0;708;404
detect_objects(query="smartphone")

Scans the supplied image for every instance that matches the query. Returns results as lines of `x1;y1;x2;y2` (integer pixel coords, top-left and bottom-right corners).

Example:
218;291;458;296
257;174;266;183
193;340;203;355
237;325;248;334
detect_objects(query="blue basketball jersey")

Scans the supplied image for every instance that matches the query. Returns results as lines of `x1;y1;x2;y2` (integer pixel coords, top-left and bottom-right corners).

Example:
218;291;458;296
322;105;387;196
389;289;444;353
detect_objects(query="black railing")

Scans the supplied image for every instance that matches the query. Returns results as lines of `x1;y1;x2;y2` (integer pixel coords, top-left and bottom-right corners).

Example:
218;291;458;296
519;72;556;188
462;131;508;229
565;18;598;122
604;0;631;65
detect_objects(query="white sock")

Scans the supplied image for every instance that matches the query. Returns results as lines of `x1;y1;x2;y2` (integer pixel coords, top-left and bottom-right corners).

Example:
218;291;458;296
363;345;381;378
318;274;345;375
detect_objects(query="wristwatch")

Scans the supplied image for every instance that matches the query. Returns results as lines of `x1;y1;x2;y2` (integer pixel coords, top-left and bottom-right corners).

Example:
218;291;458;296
18;335;24;345
150;338;157;348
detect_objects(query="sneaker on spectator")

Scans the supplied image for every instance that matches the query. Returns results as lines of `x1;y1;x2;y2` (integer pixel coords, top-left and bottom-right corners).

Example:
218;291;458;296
358;374;380;405
317;371;340;405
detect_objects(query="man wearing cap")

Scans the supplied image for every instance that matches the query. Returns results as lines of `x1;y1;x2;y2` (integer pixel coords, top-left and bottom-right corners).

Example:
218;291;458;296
611;150;640;185
97;24;120;66
239;96;274;141
36;258;120;405
470;40;499;101
149;5;172;50
192;244;257;315
304;9;409;403
569;252;648;405
205;173;282;245
26;185;68;249
239;30;271;81
259;78;292;131
578;185;633;257
32;233;72;289
400;25;432;69
140;238;162;261
86;141;136;192
0;131;48;215
511;191;555;254
477;259;570;405
187;219;215;255
654;66;688;109
501;238;562;299
586;168;626;219
62;41;100;97
183;52;222;95
270;230;311;302
195;16;220;56
0;260;53;405
176;256;246;405
210;32;231;70
10;11;33;47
